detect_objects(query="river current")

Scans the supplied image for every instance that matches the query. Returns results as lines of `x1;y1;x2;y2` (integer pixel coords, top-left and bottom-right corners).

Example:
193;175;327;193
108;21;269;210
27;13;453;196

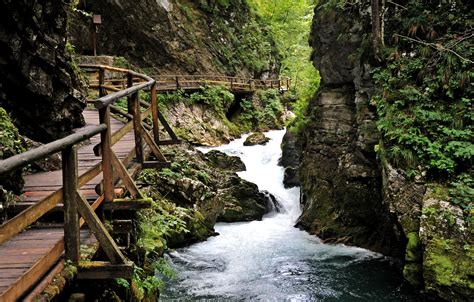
161;130;418;301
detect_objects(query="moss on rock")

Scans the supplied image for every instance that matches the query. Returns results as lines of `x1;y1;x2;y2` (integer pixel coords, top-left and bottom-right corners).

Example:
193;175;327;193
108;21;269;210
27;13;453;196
420;191;474;300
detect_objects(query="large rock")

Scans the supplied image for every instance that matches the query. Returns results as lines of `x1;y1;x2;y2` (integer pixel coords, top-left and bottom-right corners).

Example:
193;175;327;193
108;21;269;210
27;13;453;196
283;167;299;188
382;163;426;286
280;130;301;187
0;0;85;143
243;132;270;146
217;176;270;222
138;143;274;227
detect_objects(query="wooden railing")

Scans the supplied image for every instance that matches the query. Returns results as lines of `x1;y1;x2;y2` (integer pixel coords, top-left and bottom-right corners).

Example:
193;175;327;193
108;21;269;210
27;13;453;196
152;74;291;92
0;65;177;278
88;72;291;93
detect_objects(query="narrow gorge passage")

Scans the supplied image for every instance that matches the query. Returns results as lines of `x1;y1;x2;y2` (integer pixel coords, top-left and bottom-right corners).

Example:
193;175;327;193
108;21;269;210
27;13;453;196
161;130;418;301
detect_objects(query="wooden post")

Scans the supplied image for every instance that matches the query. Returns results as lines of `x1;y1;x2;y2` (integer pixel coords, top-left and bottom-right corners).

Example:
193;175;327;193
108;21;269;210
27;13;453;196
99;68;105;97
127;72;133;114
230;78;234;91
131;92;144;163
175;76;180;90
150;83;160;143
99;107;114;203
62;145;80;264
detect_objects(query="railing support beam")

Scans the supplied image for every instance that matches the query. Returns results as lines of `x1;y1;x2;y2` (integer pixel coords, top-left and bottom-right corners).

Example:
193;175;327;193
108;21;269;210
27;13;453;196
62;145;80;264
151;83;160;143
99;106;114;202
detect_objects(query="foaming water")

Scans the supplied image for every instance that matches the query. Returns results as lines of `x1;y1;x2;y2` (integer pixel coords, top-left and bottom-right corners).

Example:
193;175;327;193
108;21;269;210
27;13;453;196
161;130;418;301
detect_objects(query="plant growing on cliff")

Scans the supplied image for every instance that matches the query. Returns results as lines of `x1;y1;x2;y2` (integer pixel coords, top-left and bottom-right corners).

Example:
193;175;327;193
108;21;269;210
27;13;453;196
371;0;473;212
188;85;234;114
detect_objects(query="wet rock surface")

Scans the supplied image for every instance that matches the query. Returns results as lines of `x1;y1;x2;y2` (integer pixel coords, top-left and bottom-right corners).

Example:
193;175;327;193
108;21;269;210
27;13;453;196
419;188;474;301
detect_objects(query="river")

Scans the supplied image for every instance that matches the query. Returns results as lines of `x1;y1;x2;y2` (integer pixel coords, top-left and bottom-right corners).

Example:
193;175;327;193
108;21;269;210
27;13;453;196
161;130;418;301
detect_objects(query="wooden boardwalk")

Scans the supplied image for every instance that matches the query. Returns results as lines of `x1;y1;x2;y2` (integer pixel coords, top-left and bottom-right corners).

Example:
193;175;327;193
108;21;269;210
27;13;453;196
17;109;134;212
0;109;135;301
0;64;290;301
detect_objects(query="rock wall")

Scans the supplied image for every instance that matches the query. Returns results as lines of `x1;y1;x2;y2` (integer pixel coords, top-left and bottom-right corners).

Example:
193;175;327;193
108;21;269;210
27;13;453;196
69;0;279;78
0;0;85;142
296;0;474;299
296;0;405;258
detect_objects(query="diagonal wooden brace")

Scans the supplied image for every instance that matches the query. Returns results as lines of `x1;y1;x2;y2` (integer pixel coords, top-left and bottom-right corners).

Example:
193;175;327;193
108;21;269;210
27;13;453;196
110;151;142;199
75;191;127;264
138;124;167;162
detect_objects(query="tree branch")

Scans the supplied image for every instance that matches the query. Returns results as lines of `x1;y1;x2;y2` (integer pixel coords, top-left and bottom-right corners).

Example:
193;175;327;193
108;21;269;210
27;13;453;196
394;34;473;64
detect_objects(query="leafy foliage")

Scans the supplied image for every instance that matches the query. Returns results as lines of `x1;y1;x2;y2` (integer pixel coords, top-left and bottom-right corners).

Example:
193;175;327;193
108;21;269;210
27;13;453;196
248;0;320;132
234;89;284;131
371;0;473;211
193;0;279;75
0;107;25;158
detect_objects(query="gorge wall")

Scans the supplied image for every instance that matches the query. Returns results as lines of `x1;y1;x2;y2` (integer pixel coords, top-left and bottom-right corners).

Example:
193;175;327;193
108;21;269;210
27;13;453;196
296;0;473;300
296;0;405;258
0;0;85;143
69;0;279;78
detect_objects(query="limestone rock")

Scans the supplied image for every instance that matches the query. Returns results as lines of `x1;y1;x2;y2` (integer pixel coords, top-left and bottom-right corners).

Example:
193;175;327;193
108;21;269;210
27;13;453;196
243;132;270;146
138;143;274;227
279;130;300;168
217;177;269;222
0;0;85;143
297;0;403;257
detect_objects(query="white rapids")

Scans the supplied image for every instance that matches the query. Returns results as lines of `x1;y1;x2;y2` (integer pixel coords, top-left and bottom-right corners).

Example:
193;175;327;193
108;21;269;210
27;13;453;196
160;130;418;301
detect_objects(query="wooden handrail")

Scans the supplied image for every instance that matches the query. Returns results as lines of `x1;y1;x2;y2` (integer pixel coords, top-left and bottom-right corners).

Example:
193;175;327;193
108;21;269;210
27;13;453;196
0;124;107;175
93;81;153;109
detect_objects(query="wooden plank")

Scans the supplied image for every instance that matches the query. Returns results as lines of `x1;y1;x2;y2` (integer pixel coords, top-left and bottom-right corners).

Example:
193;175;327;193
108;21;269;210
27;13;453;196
150;84;160;143
103;200;152;211
75;191;126;264
0;238;64;302
157;110;178;140
0;191;62;245
155;139;181;146
141;161;171;169
131;93;144;163
77;261;133;279
0;125;106;175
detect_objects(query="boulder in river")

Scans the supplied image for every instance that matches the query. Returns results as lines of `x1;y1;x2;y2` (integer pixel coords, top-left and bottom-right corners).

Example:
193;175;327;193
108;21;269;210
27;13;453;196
243;132;270;146
204;150;246;172
217;176;273;222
